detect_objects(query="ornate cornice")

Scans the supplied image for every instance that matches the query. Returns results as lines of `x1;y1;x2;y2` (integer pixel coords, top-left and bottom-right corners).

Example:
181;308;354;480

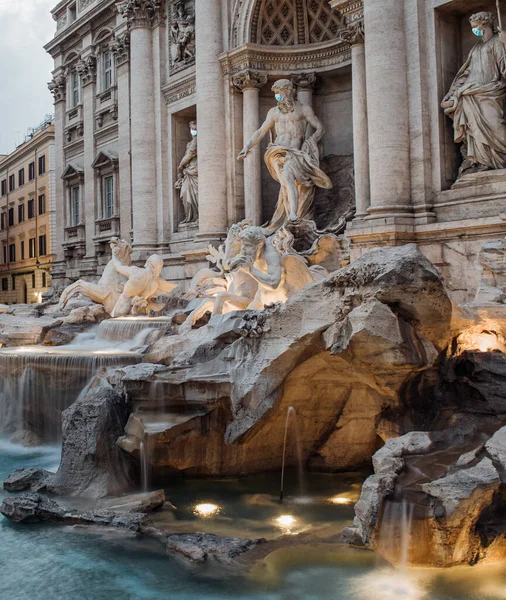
117;0;165;28
220;41;351;80
48;72;67;103
232;69;267;92
338;19;364;45
291;71;318;91
328;0;362;16
110;32;130;66
76;55;97;85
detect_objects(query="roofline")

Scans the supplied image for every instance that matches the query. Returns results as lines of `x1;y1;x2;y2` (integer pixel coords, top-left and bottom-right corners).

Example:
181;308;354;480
0;124;55;173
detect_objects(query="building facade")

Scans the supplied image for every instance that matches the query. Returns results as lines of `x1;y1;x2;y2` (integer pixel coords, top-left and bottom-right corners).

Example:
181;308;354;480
0;120;56;304
45;0;506;304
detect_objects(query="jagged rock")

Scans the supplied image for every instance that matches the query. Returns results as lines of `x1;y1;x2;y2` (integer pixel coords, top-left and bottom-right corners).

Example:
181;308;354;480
63;304;110;325
0;313;59;346
0;493;65;523
3;468;53;492
131;245;452;477
0;493;145;532
47;380;134;498
99;490;166;513
485;426;506;468
165;533;265;564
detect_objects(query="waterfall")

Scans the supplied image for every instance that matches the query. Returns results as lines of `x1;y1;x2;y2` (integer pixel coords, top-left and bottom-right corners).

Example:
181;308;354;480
97;317;171;343
279;406;305;502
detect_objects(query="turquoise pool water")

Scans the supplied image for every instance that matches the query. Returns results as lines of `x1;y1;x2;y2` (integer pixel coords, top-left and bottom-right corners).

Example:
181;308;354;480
1;440;505;600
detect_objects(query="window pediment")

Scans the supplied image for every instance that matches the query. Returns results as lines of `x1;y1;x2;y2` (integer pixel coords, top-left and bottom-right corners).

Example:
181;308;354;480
91;151;118;170
62;163;84;181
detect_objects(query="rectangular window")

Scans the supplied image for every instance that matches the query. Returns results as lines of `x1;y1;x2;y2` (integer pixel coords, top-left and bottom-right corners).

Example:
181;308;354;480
28;198;35;219
18;168;24;186
38;235;47;257
8;207;14;227
9;174;15;192
1;180;6;196
104;176;114;218
11;275;15;290
9;243;15;263
71;72;80;108
38;194;46;215
0;213;5;230
42;271;47;288
29;237;36;259
2;245;6;264
20;240;24;260
1;278;7;291
103;51;113;90
18;204;24;223
38;155;46;175
71;186;80;226
28;162;35;181
32;273;36;288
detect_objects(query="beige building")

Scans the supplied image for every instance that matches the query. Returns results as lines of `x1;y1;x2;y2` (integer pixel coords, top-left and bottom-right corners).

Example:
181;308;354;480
45;0;506;304
0;119;56;304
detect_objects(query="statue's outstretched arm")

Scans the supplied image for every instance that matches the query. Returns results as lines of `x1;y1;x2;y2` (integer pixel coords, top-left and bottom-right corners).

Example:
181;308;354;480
111;253;134;277
238;109;276;159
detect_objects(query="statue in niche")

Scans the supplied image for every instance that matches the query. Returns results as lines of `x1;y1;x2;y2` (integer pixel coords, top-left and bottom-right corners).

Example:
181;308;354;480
170;0;195;68
175;120;198;224
442;11;506;179
110;251;179;317
238;79;332;232
59;237;132;314
183;221;327;329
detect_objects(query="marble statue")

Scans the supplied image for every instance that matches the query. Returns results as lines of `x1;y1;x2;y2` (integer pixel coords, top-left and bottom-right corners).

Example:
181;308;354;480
442;11;506;178
170;1;195;68
110;251;179;317
175;120;198;224
59;238;132;315
184;221;326;328
238;79;332;231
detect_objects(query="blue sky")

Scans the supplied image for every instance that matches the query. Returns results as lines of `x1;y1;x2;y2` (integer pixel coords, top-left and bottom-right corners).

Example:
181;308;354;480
0;0;56;154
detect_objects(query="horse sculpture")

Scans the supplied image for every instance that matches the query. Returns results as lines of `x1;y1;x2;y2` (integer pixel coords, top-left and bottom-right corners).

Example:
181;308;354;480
59;238;133;315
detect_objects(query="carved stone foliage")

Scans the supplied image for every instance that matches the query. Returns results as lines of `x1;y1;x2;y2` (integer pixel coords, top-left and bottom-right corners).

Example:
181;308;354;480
291;71;317;91
338;19;364;45
76;56;97;86
118;0;165;28
48;73;66;103
79;0;94;10
251;0;344;46
232;70;267;92
169;0;195;73
110;33;131;67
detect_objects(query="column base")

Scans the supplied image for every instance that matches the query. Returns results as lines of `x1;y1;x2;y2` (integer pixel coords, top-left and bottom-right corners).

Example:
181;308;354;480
131;244;161;262
364;204;414;226
195;231;227;246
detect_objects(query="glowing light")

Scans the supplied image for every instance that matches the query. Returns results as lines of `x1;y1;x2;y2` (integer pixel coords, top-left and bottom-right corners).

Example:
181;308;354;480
274;514;297;532
193;503;220;518
329;495;353;505
457;325;506;354
351;569;427;600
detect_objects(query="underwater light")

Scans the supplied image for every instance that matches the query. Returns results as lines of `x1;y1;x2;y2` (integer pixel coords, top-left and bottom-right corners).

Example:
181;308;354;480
275;514;297;531
193;503;220;517
329;496;353;505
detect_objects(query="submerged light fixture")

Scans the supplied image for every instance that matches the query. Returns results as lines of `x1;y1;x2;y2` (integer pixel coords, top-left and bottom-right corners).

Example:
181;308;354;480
193;503;220;518
274;514;297;533
329;496;353;505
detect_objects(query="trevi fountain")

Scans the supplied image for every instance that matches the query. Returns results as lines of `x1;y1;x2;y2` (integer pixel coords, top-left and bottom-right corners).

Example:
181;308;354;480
3;1;506;599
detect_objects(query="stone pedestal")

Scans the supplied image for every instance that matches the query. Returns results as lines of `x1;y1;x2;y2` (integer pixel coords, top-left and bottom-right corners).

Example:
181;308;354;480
233;71;267;226
195;0;227;239
364;0;411;222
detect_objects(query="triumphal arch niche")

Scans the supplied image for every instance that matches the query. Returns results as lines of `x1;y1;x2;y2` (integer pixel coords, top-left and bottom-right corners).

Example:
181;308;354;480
222;0;362;232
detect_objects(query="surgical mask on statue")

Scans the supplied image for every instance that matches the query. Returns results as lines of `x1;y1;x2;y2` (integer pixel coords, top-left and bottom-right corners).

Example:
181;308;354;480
472;27;484;37
275;93;283;102
190;129;197;137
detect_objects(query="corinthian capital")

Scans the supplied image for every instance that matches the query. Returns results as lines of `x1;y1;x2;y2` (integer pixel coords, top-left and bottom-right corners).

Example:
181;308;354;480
291;72;318;91
232;70;267;92
339;19;364;45
110;32;131;66
76;55;97;86
48;73;67;103
118;0;165;28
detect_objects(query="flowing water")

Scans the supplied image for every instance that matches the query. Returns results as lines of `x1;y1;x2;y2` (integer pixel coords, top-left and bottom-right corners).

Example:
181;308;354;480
1;443;506;599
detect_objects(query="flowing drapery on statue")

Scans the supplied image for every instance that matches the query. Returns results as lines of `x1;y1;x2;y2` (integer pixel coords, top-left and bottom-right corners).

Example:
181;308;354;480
443;11;506;178
238;79;332;232
175;120;199;224
264;136;332;232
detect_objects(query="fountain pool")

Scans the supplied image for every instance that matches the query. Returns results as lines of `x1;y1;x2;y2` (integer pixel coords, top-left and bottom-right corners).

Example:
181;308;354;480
1;441;506;600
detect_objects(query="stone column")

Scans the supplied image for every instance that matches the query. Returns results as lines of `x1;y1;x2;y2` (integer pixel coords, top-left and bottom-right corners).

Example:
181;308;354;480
111;32;132;242
341;21;370;219
292;72;317;107
118;0;161;253
233;71;267;226
364;0;411;221
195;0;228;238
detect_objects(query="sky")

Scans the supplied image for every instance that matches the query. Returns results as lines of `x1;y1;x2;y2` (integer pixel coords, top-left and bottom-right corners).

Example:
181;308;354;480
0;0;56;155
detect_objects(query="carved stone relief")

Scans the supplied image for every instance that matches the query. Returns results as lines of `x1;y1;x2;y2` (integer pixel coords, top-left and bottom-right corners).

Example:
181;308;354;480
76;55;97;86
48;73;67;103
110;32;131;67
169;0;195;73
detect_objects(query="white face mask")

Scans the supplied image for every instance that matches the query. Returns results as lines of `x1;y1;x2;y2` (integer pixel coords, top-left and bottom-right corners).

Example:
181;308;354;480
190;129;197;137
